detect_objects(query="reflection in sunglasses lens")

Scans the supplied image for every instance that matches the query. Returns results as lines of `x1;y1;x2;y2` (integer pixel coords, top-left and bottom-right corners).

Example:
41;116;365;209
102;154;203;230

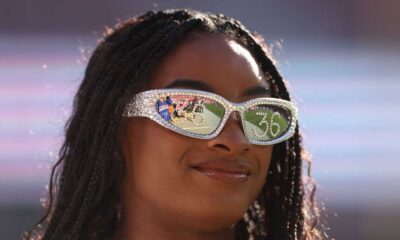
155;95;225;135
243;104;290;141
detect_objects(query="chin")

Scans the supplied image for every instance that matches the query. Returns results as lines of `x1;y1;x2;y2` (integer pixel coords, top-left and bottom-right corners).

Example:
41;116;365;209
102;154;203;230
177;201;248;231
185;213;243;233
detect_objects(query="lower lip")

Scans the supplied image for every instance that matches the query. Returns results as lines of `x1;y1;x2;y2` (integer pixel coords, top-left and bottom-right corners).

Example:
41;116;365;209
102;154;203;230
193;168;249;184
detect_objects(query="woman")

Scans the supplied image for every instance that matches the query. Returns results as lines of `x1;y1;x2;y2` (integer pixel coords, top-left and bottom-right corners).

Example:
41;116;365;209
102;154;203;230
26;9;323;240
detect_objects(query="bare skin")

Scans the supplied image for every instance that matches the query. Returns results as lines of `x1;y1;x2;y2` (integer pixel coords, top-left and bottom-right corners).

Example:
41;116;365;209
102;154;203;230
115;32;273;240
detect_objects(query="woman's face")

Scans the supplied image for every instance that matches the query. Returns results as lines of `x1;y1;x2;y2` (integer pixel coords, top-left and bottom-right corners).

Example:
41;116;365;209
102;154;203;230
121;32;273;232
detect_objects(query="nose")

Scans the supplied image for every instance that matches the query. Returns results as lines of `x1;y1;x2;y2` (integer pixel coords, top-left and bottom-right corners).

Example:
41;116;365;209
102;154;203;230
206;112;251;156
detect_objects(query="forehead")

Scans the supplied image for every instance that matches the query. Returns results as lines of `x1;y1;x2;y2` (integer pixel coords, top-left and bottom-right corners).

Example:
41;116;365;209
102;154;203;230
147;32;270;101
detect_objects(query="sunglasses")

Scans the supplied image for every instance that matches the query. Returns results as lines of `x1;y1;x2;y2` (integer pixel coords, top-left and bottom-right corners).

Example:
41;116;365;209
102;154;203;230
123;88;297;145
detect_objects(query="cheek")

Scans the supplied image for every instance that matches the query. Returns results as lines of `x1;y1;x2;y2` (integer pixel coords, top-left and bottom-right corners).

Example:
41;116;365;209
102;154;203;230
261;146;273;177
125;119;185;166
251;146;273;193
122;118;191;202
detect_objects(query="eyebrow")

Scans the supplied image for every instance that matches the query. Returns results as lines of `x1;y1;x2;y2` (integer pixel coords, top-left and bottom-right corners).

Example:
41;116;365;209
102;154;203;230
242;85;271;97
165;78;271;97
165;79;214;92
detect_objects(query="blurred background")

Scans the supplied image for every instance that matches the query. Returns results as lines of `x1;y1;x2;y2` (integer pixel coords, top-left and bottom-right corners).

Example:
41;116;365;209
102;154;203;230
1;0;399;239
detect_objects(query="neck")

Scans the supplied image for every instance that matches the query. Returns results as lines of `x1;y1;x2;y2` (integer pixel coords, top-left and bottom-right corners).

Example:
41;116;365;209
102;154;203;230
112;200;236;240
113;220;236;240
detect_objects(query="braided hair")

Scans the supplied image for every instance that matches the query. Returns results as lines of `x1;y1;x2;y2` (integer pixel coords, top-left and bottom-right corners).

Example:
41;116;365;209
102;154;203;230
25;9;323;240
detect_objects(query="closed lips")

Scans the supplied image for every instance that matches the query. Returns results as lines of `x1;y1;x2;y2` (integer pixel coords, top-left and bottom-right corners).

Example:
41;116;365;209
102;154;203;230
190;159;252;176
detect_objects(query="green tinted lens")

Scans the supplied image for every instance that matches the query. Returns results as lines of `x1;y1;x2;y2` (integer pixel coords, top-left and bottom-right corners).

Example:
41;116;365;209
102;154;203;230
243;104;291;141
155;95;225;135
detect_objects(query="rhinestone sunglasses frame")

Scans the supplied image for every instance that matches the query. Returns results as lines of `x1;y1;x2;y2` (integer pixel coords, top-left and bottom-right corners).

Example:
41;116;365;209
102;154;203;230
123;88;298;145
